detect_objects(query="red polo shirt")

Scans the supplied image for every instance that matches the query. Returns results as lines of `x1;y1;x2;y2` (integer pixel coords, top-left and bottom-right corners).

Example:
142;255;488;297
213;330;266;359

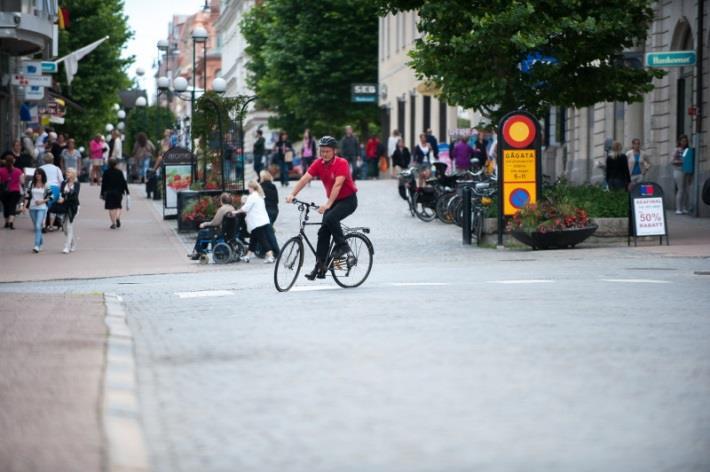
307;156;357;200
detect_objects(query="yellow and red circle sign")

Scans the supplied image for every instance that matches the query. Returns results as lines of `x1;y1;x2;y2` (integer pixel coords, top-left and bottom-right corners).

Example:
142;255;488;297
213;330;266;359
502;114;536;149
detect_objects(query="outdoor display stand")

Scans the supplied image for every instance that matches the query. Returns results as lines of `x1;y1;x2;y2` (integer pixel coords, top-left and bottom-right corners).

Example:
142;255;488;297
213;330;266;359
161;147;194;220
497;110;542;245
628;182;669;246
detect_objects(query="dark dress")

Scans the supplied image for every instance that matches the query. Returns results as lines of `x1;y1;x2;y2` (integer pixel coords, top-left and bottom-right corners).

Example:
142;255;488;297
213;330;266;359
101;168;129;209
261;180;279;223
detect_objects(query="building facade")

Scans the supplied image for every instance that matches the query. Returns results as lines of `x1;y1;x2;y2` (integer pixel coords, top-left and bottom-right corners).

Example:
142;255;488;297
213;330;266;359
378;11;468;153
0;0;58;150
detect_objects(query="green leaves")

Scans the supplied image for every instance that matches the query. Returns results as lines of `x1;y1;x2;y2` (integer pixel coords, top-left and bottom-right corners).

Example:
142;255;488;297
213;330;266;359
240;0;379;138
57;0;133;145
376;0;662;124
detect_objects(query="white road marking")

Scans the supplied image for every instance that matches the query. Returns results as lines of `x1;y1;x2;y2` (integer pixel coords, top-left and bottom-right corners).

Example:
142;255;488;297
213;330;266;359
487;280;554;284
390;282;449;287
290;285;341;292
602;279;671;284
175;290;235;298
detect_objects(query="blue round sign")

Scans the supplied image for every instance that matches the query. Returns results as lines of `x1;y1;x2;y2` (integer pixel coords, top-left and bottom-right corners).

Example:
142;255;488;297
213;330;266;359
509;188;530;208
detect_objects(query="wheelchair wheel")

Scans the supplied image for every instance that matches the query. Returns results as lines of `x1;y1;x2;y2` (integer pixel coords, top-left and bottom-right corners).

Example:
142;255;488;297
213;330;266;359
212;242;233;264
231;240;247;260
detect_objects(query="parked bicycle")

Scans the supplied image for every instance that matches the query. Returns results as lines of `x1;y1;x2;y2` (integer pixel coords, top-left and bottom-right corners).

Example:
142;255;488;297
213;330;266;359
274;198;374;292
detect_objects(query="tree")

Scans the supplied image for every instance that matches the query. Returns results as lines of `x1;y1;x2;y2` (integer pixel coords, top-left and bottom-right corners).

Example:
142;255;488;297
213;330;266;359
241;0;379;139
375;0;664;124
124;105;175;156
57;0;133;145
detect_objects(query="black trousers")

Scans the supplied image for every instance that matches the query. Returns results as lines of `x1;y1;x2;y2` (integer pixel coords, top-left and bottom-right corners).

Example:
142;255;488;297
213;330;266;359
248;225;272;254
316;193;357;264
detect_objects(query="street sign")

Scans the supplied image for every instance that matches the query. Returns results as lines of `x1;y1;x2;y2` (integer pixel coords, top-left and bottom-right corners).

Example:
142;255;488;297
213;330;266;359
20;61;42;76
351;83;377;103
11;74;52;87
24;85;44;101
645;51;696;68
628;182;669;246
41;61;58;74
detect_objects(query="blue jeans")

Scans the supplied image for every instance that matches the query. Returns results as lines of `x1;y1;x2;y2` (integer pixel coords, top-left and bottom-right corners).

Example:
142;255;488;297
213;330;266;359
30;208;46;248
140;158;150;180
279;161;289;186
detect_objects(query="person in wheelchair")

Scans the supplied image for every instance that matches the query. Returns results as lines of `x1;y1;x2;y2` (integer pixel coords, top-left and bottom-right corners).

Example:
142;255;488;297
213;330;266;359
188;192;235;260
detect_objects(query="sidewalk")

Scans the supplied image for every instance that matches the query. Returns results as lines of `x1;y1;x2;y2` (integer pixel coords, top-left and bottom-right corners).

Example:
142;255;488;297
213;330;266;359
0;183;205;283
0;293;106;472
635;211;710;258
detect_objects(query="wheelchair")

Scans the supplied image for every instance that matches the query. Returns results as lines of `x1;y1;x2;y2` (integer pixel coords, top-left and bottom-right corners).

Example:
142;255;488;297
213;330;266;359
194;213;248;264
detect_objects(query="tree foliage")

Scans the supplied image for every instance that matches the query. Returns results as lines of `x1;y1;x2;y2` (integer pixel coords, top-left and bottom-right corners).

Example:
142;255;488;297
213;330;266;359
124;105;175;155
375;0;664;124
57;0;133;145
241;0;379;139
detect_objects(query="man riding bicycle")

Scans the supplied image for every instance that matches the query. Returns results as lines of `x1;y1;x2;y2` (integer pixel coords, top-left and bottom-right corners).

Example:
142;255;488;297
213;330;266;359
287;136;358;280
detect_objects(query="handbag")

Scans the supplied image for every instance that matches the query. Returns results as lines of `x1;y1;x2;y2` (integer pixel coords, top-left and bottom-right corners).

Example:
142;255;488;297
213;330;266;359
378;155;389;172
284;150;294;163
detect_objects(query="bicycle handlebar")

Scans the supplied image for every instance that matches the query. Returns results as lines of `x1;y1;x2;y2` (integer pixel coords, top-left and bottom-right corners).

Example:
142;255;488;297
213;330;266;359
290;198;319;210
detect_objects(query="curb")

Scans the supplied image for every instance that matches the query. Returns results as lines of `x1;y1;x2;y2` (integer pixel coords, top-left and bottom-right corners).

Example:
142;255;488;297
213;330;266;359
103;293;150;472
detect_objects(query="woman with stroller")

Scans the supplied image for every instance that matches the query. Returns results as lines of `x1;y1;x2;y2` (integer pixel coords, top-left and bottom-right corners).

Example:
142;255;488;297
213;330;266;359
233;180;276;263
189;192;236;260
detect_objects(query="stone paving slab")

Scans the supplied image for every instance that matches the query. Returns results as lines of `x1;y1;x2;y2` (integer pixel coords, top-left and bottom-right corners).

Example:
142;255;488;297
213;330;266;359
0;293;107;472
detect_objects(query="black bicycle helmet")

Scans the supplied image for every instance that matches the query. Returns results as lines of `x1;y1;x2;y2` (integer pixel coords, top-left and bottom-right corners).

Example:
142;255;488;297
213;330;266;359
318;136;338;148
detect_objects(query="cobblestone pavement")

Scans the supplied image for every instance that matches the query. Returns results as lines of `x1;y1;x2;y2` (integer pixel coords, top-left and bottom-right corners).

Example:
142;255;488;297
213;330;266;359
1;180;709;471
0;293;106;472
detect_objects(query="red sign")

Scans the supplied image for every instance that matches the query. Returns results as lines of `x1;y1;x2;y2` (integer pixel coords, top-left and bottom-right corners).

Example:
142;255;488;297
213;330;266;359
502;114;536;148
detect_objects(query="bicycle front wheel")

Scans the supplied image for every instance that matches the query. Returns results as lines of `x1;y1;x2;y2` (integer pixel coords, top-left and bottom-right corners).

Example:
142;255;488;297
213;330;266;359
274;237;304;292
331;233;374;289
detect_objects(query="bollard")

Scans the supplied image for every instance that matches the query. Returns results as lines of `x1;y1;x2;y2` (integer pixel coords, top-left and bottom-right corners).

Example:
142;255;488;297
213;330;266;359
462;186;472;245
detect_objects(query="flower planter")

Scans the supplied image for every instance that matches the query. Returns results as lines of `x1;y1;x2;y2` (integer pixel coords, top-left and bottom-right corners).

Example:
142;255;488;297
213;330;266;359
511;224;598;250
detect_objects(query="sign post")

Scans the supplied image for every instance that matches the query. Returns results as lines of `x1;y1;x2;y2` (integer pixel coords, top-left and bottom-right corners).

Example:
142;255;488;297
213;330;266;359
161;147;194;219
628;182;669;246
497;111;542;246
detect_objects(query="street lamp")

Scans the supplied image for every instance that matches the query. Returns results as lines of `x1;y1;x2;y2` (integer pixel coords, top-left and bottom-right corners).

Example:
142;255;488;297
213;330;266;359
192;26;208;109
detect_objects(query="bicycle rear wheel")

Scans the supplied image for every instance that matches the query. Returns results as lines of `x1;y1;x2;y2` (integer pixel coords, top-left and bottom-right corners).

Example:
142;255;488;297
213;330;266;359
436;191;456;224
274;237;304;292
331;233;373;288
413;192;437;222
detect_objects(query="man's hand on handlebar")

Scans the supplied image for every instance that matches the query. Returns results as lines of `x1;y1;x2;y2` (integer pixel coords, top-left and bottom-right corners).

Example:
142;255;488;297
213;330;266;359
286;194;295;204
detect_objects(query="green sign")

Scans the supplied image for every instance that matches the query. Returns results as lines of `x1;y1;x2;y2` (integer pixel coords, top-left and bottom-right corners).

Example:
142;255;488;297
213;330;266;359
41;61;58;73
645;51;696;68
351;83;377;104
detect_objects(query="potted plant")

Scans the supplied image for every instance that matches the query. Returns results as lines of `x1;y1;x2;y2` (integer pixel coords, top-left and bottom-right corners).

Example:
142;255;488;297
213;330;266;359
179;195;218;231
508;198;598;249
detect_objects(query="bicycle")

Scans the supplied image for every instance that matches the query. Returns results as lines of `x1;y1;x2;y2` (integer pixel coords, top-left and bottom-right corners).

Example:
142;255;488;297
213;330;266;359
274;198;374;292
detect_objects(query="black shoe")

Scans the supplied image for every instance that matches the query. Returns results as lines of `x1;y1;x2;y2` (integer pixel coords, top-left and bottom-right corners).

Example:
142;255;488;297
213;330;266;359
304;264;326;280
331;243;350;259
116;219;121;228
110;224;116;229
9;223;14;230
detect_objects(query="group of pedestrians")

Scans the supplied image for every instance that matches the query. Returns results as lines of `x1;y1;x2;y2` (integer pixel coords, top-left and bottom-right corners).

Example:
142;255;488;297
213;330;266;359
0;126;132;254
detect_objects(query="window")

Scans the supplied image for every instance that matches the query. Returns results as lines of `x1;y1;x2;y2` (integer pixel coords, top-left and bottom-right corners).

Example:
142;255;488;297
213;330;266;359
423;95;431;131
438;101;447;142
410;94;416;150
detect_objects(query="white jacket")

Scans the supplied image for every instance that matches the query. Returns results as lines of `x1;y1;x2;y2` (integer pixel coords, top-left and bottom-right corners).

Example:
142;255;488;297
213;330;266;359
241;192;270;232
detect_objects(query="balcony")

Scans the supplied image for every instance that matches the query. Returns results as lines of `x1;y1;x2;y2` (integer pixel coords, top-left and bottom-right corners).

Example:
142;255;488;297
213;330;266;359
0;0;57;56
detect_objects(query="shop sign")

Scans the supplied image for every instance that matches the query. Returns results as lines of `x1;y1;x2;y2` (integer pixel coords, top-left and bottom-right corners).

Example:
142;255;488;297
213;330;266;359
628;182;669;245
645;51;696;68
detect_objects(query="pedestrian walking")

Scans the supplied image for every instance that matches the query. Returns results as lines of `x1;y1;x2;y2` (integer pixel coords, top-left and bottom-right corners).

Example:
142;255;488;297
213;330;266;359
253;129;266;178
100;158;129;229
39;152;63;231
626;138;651;187
22;127;35;160
89;134;104;185
7;139;32;172
131;132;155;184
233;180;276;263
425;128;439;160
59;168;80;253
452;136;473;172
273;131;294;187
259;169;280;256
605;141;631;191
339;126;360;180
51;132;66;169
413;133;432;166
671;134;693;214
300;129;317;175
391;138;411;174
365;135;381;179
23;167;51;253
0;154;24;229
61;139;82;178
387;130;401;177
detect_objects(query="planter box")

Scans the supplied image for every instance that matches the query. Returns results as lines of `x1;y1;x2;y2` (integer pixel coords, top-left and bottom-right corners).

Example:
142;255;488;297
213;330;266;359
177;190;222;233
511;224;599;250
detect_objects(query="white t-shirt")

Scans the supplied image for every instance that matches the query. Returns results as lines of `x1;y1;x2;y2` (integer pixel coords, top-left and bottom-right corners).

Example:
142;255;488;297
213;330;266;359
241;192;270;232
111;137;122;159
40;163;63;186
387;136;400;158
29;185;48;210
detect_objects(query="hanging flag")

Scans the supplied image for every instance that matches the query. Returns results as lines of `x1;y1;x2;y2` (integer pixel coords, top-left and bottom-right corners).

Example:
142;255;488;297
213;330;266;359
57;7;70;29
56;36;109;85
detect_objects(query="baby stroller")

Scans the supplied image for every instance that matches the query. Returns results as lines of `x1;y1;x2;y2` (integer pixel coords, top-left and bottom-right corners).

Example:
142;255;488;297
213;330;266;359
194;213;247;264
